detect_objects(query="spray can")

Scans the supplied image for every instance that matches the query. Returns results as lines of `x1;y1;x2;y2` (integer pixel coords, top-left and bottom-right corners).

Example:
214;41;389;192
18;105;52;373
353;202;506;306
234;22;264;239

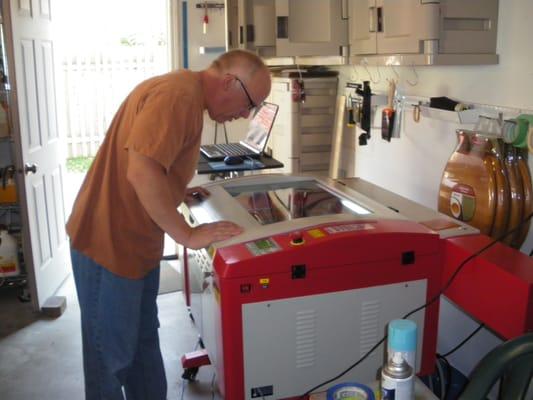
381;352;414;400
388;319;417;372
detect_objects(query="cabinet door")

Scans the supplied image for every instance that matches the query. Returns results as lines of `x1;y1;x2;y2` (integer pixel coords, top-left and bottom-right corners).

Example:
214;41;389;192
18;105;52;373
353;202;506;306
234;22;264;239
238;0;249;48
226;0;239;49
439;0;498;54
349;0;377;56
377;0;422;54
248;0;277;57
231;0;276;55
276;0;348;57
251;0;276;47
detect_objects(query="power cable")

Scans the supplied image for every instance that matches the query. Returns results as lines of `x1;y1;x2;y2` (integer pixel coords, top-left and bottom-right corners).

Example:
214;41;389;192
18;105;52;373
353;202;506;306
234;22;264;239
433;322;484;399
441;323;485;358
299;212;533;398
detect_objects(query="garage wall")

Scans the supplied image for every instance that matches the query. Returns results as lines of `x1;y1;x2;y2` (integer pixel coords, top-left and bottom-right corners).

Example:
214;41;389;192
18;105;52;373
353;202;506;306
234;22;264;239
335;0;532;377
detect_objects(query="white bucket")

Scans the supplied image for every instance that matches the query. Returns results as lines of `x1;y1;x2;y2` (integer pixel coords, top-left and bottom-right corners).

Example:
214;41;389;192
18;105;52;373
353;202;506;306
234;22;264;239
0;229;20;277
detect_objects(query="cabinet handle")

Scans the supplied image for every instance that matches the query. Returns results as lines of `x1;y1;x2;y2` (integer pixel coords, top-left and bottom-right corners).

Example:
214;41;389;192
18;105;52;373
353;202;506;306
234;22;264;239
246;24;255;43
369;6;376;32
341;0;349;20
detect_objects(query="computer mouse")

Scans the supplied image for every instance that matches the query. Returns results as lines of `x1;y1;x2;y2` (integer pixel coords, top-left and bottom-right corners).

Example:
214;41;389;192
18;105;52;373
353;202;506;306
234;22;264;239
223;156;244;165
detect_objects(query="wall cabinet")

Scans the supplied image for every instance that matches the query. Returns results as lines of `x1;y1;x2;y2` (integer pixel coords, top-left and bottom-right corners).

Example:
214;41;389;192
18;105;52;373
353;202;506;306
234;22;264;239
348;0;499;65
275;0;348;57
227;0;499;66
227;0;348;64
227;0;277;58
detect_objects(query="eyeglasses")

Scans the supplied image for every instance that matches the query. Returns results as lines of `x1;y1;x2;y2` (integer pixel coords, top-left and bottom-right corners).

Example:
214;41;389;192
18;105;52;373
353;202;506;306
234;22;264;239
232;74;257;111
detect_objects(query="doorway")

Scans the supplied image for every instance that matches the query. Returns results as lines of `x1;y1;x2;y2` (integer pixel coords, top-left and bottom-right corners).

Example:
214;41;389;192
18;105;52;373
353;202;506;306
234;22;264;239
54;0;172;214
0;0;176;319
55;0;181;292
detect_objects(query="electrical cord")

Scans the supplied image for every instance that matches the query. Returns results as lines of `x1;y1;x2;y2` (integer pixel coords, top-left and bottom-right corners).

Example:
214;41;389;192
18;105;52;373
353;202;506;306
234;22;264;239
441;323;485;358
433;322;484;399
299;212;533;399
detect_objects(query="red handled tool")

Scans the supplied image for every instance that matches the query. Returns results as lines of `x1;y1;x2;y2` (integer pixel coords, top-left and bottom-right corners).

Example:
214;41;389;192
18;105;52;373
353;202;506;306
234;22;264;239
381;80;396;142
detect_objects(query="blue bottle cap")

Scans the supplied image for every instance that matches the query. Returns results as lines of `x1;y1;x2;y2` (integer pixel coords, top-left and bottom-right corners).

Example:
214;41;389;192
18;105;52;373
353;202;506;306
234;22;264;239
388;319;417;352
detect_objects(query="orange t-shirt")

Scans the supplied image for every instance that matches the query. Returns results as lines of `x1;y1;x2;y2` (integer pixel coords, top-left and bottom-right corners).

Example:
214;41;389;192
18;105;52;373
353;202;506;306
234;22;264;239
66;70;204;279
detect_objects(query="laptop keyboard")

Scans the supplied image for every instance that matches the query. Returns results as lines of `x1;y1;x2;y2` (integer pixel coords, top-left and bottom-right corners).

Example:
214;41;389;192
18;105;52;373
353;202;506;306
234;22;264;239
202;143;253;158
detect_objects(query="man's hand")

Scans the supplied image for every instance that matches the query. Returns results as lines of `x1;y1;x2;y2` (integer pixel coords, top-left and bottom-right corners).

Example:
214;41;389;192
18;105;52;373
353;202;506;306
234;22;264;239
184;186;210;205
186;221;243;249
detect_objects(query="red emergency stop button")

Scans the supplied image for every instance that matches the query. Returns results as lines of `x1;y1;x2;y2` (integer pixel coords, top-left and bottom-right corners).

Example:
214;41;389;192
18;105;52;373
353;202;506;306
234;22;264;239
290;232;305;246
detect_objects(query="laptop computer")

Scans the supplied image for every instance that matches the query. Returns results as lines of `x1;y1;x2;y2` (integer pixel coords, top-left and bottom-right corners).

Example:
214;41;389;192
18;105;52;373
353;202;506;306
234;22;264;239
200;102;279;161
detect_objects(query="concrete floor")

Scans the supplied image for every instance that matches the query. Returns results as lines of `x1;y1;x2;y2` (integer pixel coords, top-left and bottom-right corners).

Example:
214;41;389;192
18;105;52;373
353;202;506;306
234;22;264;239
0;275;221;400
0;169;221;399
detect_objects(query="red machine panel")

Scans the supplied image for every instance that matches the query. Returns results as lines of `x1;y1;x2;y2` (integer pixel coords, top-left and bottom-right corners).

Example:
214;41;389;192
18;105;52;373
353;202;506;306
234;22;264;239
209;219;442;400
443;234;533;339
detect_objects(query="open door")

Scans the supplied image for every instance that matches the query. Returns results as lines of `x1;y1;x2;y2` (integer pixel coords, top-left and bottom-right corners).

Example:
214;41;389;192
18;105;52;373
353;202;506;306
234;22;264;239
2;0;70;310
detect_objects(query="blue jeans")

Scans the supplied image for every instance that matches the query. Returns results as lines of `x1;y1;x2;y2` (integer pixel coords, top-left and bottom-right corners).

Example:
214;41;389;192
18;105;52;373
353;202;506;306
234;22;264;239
71;248;167;400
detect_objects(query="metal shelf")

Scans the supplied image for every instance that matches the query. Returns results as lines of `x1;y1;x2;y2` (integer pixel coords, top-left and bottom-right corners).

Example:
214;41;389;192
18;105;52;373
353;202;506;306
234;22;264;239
0;203;18;211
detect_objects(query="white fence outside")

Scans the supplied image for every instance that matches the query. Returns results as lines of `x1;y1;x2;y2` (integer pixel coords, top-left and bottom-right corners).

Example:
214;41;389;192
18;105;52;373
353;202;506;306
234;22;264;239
61;46;169;158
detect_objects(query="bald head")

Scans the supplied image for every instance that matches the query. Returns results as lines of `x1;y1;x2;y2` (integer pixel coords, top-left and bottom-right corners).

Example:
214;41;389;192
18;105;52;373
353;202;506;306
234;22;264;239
202;49;272;123
211;49;268;81
211;50;271;103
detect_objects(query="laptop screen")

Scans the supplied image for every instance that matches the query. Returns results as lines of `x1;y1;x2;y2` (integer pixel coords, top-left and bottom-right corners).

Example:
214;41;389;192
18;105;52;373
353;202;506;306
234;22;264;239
241;102;279;153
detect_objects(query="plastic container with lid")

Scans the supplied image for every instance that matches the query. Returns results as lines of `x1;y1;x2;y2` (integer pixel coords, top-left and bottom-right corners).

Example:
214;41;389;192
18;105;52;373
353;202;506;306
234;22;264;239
0;229;20;277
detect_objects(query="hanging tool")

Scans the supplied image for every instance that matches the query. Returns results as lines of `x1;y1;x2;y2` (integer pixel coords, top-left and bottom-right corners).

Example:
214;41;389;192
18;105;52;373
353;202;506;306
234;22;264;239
291;79;306;103
345;82;361;128
346;95;356;128
413;101;421;123
356;81;372;145
381;80;396;142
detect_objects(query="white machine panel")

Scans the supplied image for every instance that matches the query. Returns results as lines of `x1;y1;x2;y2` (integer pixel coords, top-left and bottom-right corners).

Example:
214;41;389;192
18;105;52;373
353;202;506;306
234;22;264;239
242;280;427;400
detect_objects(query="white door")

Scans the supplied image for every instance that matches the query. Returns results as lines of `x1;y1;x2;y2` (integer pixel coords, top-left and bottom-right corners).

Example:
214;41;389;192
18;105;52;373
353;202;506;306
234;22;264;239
3;0;70;310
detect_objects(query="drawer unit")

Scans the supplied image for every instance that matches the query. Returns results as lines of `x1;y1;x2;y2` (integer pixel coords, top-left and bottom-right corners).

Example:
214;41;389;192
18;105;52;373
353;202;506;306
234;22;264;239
267;75;338;174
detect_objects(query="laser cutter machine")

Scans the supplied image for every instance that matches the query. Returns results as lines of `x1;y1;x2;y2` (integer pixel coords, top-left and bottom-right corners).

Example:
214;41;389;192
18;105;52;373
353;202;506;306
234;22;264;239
180;174;449;399
179;173;532;400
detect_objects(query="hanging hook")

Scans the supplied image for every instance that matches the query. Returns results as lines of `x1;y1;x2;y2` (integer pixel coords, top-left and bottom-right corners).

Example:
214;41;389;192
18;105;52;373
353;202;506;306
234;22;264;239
374;64;382;84
351;65;360;81
390;64;400;80
406;63;419;86
361;59;380;84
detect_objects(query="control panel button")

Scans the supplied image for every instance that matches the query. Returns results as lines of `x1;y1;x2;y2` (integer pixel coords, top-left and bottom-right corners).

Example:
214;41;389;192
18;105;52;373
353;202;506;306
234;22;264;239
290;232;305;246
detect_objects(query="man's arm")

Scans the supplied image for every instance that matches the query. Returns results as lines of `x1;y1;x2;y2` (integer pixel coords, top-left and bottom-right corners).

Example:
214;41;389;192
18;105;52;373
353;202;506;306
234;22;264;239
126;150;242;249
